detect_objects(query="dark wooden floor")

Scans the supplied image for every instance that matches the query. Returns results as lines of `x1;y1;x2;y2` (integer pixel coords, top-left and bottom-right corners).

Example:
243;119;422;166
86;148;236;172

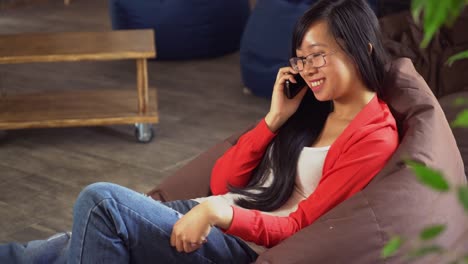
0;0;269;243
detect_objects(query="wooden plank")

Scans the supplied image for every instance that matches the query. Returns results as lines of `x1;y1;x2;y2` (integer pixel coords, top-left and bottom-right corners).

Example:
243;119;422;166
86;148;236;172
0;89;158;129
0;30;156;64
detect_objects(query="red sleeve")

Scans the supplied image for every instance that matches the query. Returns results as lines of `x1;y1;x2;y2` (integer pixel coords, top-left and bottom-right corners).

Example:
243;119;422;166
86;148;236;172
224;127;399;247
210;119;277;195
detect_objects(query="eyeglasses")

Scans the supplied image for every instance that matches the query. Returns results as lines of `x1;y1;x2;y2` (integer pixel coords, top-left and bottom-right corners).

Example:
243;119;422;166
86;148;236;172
289;51;336;72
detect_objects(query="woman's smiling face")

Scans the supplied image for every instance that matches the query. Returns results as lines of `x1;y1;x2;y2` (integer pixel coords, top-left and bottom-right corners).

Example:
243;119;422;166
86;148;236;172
295;20;366;102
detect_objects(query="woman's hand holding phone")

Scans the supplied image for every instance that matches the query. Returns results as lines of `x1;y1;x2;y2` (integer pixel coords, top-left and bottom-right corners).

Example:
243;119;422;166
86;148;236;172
265;67;308;133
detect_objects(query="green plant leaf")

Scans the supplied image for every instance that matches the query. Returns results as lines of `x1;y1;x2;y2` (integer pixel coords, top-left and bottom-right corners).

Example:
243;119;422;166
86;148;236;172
454;97;468;107
415;0;467;48
420;1;448;48
451;109;468;128
382;236;403;258
420;225;446;240
408;245;444;259
411;0;425;23
445;0;465;26
405;160;450;191
447;50;468;66
458;186;468;212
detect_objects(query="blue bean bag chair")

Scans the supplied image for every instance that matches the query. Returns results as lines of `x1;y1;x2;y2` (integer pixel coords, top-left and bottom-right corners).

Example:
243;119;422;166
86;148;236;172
240;0;379;98
109;0;250;60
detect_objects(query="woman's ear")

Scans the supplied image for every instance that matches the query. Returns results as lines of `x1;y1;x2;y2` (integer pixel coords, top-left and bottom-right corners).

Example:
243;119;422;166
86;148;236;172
367;43;373;55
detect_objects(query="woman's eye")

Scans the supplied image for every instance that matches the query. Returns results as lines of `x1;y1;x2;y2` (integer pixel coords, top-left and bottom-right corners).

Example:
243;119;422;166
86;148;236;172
312;52;324;57
306;52;323;59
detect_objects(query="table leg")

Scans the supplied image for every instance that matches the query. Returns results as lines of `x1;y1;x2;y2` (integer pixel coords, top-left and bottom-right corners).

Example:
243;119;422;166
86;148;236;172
135;58;153;142
136;58;149;114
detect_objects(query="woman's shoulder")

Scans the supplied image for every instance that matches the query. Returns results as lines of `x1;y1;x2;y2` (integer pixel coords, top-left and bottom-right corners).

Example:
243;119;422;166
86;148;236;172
356;98;399;146
338;97;398;150
347;96;397;135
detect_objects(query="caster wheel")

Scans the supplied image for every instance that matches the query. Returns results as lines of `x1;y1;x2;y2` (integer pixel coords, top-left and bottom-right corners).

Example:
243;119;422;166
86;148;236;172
134;123;154;143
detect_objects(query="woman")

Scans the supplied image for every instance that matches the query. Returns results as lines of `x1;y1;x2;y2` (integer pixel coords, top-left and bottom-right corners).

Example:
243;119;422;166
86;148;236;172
0;0;398;263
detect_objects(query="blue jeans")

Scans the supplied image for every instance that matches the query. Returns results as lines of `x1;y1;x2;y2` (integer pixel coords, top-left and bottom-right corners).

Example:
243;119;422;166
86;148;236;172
0;232;71;264
0;182;258;264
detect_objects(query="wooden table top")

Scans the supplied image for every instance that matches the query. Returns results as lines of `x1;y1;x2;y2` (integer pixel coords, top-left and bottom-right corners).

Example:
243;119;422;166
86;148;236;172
0;29;156;64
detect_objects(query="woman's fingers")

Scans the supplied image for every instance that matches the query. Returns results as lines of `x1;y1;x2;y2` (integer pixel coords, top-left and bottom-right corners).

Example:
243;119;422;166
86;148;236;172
171;226;184;252
274;67;299;93
190;240;205;252
172;235;199;253
276;67;298;80
180;240;204;253
183;241;192;253
280;72;297;82
175;235;184;252
171;228;207;253
287;75;297;83
274;74;298;94
170;230;176;247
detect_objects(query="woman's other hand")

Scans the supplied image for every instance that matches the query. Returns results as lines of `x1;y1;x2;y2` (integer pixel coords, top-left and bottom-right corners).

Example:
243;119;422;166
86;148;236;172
265;67;308;133
170;204;211;253
170;198;233;253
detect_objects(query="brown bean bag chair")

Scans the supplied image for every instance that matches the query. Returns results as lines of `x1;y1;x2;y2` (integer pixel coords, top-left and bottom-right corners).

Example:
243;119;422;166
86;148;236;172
147;58;467;263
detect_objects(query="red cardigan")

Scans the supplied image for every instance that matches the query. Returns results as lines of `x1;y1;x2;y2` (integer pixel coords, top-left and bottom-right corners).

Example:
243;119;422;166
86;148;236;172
210;96;399;248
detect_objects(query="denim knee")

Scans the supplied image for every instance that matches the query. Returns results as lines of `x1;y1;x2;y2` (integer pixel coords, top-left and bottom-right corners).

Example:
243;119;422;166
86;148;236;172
74;182;118;212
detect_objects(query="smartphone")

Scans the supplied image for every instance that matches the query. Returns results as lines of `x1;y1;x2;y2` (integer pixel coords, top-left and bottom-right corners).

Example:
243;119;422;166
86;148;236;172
284;74;306;99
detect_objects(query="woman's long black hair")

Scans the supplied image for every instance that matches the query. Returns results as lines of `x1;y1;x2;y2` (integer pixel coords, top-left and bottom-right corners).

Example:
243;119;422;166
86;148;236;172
228;0;389;211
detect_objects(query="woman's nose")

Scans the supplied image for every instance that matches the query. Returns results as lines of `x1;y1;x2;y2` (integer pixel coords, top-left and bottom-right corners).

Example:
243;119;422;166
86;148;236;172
302;64;319;76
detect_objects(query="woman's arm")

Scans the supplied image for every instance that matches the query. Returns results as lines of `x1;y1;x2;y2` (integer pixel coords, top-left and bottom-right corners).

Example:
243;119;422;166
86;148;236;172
209;118;277;195
171;66;308;252
222;127;399;247
210;67;307;195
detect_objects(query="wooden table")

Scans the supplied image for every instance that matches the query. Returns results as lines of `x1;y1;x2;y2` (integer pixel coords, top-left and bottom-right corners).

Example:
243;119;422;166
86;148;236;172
0;29;158;142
